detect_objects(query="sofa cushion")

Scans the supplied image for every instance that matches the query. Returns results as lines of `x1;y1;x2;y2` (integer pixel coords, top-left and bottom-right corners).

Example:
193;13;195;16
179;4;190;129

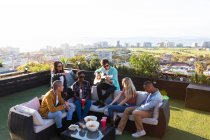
15;105;44;126
91;86;121;101
136;91;148;106
34;112;67;133
153;102;163;120
22;97;40;111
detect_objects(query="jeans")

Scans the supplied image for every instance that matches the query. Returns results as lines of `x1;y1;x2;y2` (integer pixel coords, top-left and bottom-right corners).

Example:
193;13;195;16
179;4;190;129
96;83;116;102
74;99;91;121
66;102;76;120
48;103;76;128
106;99;136;118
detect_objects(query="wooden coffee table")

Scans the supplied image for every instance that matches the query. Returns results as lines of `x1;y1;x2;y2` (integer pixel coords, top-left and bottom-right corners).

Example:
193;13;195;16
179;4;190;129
60;122;115;140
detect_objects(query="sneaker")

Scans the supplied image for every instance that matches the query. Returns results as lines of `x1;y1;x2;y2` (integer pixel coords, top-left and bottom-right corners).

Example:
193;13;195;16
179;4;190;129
115;129;122;135
132;130;146;138
93;101;100;106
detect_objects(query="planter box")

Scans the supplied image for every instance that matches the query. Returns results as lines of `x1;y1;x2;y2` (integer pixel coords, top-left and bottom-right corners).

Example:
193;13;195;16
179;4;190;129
0;71;50;97
185;84;210;112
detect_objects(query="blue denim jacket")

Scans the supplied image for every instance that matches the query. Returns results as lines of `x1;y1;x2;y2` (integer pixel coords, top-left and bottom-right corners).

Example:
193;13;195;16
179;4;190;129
95;66;120;91
137;90;162;111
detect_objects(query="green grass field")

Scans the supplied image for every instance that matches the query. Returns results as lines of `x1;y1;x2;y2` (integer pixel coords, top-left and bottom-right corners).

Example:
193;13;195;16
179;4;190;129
0;85;210;140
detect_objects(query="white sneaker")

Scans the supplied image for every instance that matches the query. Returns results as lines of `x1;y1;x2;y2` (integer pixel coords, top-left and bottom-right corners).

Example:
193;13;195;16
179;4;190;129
115;129;122;135
132;130;146;137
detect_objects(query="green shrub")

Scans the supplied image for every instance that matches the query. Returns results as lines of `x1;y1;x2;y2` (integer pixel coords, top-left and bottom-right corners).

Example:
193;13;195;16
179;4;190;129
190;73;210;85
89;57;101;70
60;57;69;67
17;62;51;72
130;53;160;77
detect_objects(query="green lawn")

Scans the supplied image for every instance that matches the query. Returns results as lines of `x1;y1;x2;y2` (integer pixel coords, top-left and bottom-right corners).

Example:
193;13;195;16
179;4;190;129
0;85;210;140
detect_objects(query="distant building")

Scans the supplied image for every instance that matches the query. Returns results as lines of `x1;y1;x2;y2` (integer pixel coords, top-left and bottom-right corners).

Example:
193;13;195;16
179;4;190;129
165;41;175;48
0;47;19;56
100;41;109;48
157;42;165;48
124;43;129;48
94;41;109;48
60;43;75;58
116;40;121;48
136;43;141;47
143;42;152;47
191;43;198;48
46;46;54;52
176;43;184;48
97;51;112;61
202;41;210;48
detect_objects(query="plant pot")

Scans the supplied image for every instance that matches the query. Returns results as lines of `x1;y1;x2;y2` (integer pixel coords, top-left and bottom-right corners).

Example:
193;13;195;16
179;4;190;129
185;83;210;112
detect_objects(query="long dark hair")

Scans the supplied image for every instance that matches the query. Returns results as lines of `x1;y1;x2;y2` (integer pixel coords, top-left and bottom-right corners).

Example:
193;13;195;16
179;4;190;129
53;61;64;74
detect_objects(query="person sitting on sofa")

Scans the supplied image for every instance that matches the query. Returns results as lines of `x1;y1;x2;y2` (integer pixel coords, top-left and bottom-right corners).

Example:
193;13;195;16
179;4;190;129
51;61;74;100
39;80;74;133
93;59;120;108
106;77;137;122
115;81;162;138
72;70;92;121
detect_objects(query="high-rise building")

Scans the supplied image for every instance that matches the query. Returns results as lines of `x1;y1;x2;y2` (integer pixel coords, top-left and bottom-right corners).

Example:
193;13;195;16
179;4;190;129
60;43;75;58
165;41;175;48
202;41;210;48
143;42;152;47
191;43;199;48
157;42;165;47
136;43;141;47
116;40;121;48
176;43;184;48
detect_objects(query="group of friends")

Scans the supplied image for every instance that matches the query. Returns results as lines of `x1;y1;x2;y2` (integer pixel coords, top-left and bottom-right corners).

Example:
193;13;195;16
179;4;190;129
38;59;162;138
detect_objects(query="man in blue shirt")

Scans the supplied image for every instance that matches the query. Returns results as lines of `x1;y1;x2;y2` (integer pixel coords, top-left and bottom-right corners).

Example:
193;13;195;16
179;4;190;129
93;59;120;108
116;81;162;138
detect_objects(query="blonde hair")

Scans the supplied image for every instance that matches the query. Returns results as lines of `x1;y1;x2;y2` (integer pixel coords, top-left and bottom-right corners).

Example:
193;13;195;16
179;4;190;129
122;77;136;98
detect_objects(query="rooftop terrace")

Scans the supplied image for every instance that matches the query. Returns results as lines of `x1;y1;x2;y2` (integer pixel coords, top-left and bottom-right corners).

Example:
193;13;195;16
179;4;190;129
1;85;210;140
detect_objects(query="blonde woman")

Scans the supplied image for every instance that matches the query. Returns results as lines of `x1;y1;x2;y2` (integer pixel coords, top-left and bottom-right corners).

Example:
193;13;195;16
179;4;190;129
106;77;137;120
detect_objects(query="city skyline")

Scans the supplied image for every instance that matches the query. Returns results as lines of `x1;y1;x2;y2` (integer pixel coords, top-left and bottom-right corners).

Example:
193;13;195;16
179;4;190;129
0;0;210;51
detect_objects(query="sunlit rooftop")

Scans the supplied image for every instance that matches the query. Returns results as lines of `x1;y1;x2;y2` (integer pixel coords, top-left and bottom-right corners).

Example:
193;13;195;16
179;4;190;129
1;85;210;140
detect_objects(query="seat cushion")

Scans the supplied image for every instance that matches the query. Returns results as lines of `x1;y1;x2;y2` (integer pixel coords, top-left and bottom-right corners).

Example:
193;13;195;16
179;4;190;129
15;105;44;126
34;119;54;133
22;97;40;111
91;86;121;101
34;112;67;133
136;91;148;106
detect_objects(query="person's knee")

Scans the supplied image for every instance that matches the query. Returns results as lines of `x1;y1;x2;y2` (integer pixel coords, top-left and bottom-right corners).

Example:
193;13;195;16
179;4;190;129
132;110;138;116
70;103;76;111
124;108;131;114
55;111;63;119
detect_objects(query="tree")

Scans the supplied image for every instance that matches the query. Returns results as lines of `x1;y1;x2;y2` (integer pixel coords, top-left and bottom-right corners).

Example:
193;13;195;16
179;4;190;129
69;56;88;70
59;57;69;68
130;53;160;77
89;57;101;70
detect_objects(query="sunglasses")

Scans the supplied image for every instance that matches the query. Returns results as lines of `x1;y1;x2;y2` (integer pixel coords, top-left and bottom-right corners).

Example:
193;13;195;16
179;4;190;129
104;65;109;68
79;75;85;78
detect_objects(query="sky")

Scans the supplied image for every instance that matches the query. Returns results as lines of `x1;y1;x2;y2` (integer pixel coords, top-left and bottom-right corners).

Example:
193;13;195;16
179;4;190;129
0;0;210;52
